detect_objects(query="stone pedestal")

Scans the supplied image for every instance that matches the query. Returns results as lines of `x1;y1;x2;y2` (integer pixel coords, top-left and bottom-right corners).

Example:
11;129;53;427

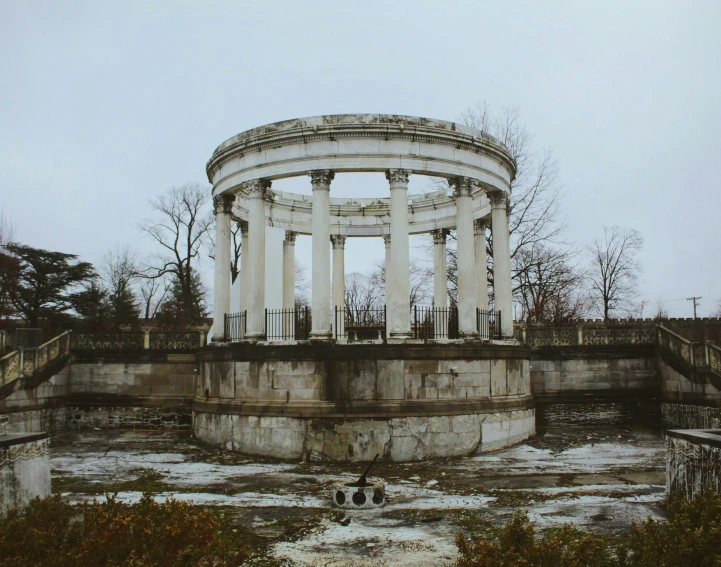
332;481;385;509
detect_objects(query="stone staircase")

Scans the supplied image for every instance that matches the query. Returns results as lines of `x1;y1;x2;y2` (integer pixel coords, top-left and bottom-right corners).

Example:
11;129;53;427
0;331;71;400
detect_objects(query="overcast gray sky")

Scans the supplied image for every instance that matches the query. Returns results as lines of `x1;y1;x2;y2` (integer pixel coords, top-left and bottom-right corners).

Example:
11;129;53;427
1;0;719;317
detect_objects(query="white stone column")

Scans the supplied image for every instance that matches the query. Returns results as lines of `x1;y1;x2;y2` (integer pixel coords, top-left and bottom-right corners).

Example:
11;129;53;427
431;229;448;337
383;234;391;338
210;194;234;342
238;221;248;322
331;235;346;339
283;231;297;337
245;179;269;339
490;191;513;338
309;170;334;339
386;169;411;339
475;218;490;312
452;177;479;338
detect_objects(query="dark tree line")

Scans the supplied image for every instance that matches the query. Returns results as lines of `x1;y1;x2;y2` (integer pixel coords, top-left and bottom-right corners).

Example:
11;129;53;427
0;183;212;333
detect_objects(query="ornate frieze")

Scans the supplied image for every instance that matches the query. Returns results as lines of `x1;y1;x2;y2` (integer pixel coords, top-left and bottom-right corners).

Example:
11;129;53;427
309;169;335;190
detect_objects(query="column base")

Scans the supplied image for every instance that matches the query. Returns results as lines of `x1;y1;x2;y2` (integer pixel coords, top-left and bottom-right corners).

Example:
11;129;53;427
459;331;480;339
388;331;411;340
309;331;333;342
244;332;265;340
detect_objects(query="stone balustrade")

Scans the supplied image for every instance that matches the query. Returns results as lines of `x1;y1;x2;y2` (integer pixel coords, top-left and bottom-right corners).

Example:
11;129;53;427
0;331;71;389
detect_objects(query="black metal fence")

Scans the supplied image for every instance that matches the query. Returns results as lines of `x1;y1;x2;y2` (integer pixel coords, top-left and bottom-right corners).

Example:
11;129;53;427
335;306;386;341
412;306;459;340
224;311;246;342
477;309;501;340
265;307;311;341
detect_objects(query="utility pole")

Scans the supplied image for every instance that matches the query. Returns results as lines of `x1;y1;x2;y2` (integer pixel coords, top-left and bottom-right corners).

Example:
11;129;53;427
687;297;702;320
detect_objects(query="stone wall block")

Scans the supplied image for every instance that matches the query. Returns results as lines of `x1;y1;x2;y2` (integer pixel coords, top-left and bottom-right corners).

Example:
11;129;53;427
377;360;404;400
490;359;507;397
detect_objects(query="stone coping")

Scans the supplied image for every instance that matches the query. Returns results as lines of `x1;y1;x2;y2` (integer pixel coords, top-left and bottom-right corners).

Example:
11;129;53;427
199;342;530;361
193;396;534;419
0;432;49;449
665;429;721;449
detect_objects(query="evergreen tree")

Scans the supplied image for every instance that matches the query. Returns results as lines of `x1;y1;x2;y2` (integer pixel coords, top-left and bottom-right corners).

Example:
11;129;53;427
73;280;110;331
155;269;207;329
7;244;96;327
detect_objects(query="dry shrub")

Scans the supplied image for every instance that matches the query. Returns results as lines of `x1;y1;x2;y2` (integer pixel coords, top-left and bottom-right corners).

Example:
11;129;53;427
457;491;721;567
0;493;249;567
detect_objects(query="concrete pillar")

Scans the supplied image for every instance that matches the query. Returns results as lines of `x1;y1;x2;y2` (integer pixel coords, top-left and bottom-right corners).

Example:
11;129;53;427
245;180;270;339
490;191;513;338
452;177;479;338
474;218;490;312
211;194;234;342
309;170;334;339
238;221;248;319
331;235;346;339
386;169;411;339
283;231;297;337
431;229;448;337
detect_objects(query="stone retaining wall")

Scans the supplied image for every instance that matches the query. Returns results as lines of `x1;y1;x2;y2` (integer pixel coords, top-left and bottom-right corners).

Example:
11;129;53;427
666;429;721;498
0;433;50;512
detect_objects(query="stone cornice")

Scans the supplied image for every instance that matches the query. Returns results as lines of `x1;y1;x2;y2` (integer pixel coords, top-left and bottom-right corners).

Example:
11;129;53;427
207;114;517;184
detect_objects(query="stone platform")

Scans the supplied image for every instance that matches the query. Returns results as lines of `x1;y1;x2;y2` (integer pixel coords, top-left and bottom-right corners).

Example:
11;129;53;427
194;342;535;461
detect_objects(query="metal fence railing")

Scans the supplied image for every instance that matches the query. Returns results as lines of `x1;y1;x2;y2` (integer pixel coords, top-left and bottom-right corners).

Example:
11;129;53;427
477;309;501;341
265;308;311;341
412;306;459;340
224;311;246;342
335;306;386;341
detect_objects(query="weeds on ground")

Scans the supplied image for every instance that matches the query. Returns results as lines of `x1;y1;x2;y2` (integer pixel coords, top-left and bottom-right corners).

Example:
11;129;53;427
456;490;721;567
0;493;249;567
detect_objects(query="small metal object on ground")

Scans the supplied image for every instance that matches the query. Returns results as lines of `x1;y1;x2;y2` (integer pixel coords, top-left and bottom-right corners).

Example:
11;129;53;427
332;453;385;509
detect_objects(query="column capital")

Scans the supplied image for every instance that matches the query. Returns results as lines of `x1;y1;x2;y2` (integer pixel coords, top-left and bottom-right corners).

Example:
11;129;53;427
237;220;248;235
431;228;448;244
213;194;235;214
488;191;509;208
330;234;346;249
382;234;391;247
385;169;410;186
474;218;491;234
285;230;297;243
450;176;474;198
244;179;272;197
308;169;335;190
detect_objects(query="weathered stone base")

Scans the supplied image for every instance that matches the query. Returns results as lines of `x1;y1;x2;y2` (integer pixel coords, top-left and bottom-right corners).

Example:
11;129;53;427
0;408;68;436
662;403;721;430
666;429;721;498
0;433;50;512
65;406;192;430
193;409;535;462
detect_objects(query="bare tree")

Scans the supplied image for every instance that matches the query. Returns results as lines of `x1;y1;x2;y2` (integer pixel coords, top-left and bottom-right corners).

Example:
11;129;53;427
588;226;644;321
0;209;19;319
138;183;213;322
208;220;243;284
139;276;168;322
367;260;432;309
294;263;310;308
345;271;384;314
514;243;589;324
101;245;140;328
425;103;565;310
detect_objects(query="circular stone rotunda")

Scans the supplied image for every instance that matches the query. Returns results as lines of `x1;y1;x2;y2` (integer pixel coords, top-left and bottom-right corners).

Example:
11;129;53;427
197;114;535;462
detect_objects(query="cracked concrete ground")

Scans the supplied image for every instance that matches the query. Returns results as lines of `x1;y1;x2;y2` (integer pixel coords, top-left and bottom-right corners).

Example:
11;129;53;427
49;425;666;567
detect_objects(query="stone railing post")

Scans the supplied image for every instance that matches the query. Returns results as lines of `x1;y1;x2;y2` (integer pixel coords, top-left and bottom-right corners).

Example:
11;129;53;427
521;326;527;345
18;347;24;378
577;325;584;346
143;331;150;350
